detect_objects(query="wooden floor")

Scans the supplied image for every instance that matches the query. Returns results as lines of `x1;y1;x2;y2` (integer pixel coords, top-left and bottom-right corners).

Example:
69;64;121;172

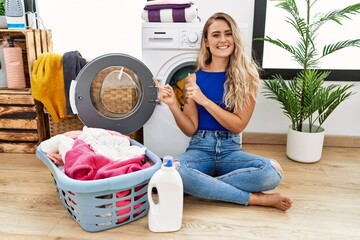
0;144;359;240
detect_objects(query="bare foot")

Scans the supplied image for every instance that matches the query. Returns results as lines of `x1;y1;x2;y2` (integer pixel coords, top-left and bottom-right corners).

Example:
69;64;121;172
248;192;293;211
174;161;180;168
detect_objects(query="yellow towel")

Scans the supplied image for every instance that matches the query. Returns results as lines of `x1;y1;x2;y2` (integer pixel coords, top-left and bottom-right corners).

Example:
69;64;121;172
31;53;67;123
175;77;186;108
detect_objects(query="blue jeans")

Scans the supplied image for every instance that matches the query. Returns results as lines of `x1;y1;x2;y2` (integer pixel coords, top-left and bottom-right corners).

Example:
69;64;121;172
176;130;283;205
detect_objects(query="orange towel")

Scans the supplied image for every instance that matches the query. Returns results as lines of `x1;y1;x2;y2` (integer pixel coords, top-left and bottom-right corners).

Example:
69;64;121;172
174;77;187;108
31;53;68;123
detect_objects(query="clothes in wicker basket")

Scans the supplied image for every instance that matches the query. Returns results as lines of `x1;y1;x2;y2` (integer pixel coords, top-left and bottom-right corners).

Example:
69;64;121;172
40;127;148;180
40;127;151;223
36;137;161;231
65;138;149;180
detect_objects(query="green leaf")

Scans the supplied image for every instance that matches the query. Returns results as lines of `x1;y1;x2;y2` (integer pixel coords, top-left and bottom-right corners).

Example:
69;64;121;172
322;39;360;58
312;4;360;32
254;36;297;56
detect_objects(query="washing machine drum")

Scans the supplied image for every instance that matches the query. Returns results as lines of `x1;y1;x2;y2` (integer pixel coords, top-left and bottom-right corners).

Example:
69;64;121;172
70;53;157;135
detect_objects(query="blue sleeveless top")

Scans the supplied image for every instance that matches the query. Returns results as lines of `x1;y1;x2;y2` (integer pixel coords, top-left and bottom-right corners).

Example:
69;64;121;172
195;69;227;131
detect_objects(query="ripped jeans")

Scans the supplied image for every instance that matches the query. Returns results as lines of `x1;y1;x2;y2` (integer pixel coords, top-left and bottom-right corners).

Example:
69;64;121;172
176;130;283;205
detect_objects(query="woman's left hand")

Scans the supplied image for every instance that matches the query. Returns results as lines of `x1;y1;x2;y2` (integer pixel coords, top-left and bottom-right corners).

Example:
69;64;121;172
184;74;209;106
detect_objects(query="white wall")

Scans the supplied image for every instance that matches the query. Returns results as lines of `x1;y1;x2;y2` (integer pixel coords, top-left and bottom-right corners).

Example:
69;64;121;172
36;0;146;59
36;0;360;137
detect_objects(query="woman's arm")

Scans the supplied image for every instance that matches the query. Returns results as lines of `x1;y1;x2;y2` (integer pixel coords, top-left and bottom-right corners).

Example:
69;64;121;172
201;97;255;134
153;77;198;137
185;75;255;134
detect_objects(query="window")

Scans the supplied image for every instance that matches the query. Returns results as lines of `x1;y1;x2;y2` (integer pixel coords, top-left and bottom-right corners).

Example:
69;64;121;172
252;0;360;81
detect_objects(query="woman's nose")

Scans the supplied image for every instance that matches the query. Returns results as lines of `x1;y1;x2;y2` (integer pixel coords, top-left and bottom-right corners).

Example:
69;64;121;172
220;34;227;42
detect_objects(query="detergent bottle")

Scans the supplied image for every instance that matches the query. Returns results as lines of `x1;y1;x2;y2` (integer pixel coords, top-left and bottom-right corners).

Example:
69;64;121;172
147;155;183;232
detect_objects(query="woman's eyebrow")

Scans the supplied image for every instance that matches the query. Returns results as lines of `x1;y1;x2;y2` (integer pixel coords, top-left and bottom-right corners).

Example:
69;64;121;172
210;29;232;34
210;30;221;34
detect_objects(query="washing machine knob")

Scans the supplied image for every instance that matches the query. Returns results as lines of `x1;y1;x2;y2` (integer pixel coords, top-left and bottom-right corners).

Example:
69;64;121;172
187;32;199;43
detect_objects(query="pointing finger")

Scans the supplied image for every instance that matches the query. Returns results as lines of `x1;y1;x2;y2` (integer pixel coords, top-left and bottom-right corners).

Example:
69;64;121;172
152;77;162;89
185;73;195;85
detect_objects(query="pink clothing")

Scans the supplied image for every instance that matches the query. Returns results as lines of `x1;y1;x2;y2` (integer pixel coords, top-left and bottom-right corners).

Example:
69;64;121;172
115;185;147;223
47;152;64;166
65;139;150;181
63;130;83;139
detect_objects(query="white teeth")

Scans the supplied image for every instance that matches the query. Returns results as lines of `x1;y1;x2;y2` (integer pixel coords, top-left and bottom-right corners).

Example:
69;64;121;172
218;46;228;49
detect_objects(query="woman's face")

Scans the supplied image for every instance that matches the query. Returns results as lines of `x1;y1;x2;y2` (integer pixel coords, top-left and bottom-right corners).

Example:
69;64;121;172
205;19;234;59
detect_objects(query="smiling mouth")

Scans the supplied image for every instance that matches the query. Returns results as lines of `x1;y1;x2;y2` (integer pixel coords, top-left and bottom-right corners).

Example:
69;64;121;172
217;46;229;50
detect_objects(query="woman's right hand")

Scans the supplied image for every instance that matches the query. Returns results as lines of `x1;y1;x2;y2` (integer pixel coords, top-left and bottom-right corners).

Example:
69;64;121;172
154;77;198;136
153;77;176;106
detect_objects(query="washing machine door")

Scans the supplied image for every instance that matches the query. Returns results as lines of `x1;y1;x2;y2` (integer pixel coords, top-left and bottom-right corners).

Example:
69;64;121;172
69;53;157;135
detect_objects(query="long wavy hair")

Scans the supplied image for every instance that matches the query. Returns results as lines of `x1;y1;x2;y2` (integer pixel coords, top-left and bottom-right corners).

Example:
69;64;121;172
196;12;260;113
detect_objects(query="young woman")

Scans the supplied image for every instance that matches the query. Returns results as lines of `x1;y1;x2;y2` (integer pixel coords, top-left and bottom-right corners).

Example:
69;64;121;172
153;12;292;211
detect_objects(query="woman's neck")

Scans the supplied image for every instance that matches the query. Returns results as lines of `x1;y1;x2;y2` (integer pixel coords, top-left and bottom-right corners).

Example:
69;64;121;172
206;57;229;72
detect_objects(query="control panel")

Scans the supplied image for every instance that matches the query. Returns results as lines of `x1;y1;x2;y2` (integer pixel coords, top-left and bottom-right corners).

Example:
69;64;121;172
180;29;202;49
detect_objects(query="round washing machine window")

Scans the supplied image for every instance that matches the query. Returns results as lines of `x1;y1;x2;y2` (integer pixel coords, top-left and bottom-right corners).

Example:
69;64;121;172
73;53;157;135
90;66;142;118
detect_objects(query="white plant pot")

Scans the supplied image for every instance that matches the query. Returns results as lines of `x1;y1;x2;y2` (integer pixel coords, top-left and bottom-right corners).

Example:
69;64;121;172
286;124;325;163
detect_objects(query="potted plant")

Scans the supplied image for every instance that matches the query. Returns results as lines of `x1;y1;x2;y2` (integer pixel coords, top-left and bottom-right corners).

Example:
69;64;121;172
255;0;360;163
0;0;7;29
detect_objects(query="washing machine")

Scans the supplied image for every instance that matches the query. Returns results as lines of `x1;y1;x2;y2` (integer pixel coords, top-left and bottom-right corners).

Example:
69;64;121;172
142;22;203;158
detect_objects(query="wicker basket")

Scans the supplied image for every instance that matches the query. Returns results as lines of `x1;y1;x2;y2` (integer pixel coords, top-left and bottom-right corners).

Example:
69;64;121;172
36;139;161;232
48;115;84;137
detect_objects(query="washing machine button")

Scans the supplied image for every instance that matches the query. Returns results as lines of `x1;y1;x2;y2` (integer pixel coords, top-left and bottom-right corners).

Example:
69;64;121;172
187;32;198;43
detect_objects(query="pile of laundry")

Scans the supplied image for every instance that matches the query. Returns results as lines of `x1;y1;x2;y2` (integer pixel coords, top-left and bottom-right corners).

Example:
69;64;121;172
141;0;200;23
40;126;150;181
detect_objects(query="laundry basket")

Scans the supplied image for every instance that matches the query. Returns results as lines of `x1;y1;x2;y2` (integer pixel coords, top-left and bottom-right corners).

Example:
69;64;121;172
36;139;162;232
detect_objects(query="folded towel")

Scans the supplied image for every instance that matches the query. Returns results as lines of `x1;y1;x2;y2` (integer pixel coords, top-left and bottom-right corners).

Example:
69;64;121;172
145;0;191;6
141;4;200;22
144;3;192;11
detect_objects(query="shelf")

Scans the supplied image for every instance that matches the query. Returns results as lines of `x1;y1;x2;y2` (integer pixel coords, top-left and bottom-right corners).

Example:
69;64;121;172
0;30;52;153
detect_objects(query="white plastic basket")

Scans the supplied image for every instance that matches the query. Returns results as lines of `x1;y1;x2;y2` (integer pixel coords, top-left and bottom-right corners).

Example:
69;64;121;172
36;139;161;232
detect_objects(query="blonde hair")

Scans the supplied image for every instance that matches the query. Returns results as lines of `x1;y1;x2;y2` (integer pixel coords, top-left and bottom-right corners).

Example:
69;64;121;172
196;12;260;112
